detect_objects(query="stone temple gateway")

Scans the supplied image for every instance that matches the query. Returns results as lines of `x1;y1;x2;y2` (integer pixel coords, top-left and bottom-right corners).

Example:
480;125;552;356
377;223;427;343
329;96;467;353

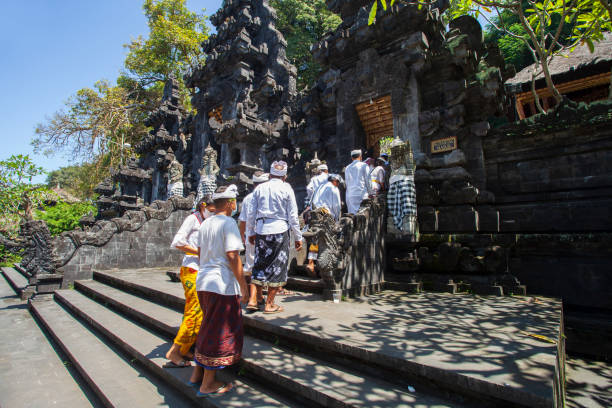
18;0;612;365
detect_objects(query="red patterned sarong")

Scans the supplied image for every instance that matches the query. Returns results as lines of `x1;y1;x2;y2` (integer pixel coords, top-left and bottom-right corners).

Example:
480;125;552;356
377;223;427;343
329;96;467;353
194;291;243;368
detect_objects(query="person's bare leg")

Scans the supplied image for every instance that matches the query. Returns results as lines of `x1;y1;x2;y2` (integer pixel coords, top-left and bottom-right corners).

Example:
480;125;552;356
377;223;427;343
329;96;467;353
265;287;282;312
165;343;190;365
200;368;233;394
247;283;258;308
189;365;203;383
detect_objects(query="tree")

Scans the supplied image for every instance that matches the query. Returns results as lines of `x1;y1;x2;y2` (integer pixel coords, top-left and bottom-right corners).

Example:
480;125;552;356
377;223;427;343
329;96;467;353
33;80;146;175
369;0;611;113
124;0;209;107
33;0;209;194
46;163;102;199
271;0;342;90
0;155;49;237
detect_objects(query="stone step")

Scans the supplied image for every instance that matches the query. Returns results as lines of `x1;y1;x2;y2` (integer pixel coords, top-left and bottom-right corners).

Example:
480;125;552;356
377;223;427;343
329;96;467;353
54;288;295;407
286;276;325;293
1;266;31;299
0;276;96;408
76;279;462;407
29;295;194;408
92;269;557;408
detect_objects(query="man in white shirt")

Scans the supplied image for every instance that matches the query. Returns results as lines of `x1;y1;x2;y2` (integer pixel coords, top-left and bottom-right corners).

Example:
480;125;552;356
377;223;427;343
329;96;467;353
238;171;269;312
344;149;373;214
305;164;329;206
190;184;248;397
247;161;303;313
370;157;387;194
165;197;215;368
311;174;343;221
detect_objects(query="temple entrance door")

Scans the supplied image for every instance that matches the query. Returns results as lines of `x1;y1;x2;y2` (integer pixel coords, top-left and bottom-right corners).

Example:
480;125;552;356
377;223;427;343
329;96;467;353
355;94;393;158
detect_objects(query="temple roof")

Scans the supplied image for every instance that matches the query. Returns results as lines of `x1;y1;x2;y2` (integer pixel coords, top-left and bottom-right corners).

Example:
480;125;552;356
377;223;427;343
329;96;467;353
506;32;612;88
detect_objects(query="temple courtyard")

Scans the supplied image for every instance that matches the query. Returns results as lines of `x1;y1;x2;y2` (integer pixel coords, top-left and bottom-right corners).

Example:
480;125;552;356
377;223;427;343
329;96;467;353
2;266;609;407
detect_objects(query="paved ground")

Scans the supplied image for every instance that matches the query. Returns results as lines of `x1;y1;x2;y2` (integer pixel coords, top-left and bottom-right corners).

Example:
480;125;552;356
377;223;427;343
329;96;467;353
99;267;562;404
0;274;95;408
566;357;612;408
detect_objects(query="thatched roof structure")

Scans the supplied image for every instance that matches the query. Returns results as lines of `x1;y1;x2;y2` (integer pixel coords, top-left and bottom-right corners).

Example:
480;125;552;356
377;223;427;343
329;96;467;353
506;32;612;91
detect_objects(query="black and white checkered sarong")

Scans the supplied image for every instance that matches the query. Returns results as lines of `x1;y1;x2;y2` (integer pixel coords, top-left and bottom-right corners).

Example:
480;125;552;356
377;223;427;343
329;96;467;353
387;175;417;230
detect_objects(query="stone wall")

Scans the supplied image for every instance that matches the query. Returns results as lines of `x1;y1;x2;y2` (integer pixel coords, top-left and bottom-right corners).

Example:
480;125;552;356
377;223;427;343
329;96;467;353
51;196;194;286
484;99;612;233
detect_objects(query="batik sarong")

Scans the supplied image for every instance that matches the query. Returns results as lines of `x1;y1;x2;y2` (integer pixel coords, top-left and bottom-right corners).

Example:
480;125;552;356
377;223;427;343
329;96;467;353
251;230;290;287
173;267;202;355
194;291;243;369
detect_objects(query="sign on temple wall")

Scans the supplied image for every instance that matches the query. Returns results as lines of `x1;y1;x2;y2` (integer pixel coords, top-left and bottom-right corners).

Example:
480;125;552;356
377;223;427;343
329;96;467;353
431;136;457;154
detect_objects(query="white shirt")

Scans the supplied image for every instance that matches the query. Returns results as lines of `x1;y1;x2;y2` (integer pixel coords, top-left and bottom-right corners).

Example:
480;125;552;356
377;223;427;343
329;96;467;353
345;160;372;199
306;173;329;203
312;181;342;221
170;212;203;270
239;192;254;224
246;178;302;241
370;166;386;193
196;215;245;295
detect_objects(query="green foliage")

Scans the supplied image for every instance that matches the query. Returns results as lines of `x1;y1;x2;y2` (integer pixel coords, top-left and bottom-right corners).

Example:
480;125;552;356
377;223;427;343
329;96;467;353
46;163;102;199
369;0;611;111
124;0;209;108
271;0;341;90
35;201;97;236
0;246;22;267
0;155;49;234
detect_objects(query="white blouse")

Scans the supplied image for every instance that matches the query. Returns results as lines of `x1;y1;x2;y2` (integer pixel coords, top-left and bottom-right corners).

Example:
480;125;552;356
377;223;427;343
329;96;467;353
170;212;204;270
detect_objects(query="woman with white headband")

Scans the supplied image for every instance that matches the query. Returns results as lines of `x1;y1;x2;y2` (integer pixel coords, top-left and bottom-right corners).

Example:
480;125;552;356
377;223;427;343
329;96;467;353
164;196;216;368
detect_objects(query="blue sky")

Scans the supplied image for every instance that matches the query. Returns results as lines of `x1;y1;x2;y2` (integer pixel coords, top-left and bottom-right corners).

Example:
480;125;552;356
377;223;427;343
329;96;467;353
0;0;221;183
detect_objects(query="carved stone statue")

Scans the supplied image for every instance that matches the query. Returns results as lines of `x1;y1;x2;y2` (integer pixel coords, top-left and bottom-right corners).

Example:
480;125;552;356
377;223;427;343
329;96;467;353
304;208;350;291
387;138;418;236
167;158;184;198
195;144;220;206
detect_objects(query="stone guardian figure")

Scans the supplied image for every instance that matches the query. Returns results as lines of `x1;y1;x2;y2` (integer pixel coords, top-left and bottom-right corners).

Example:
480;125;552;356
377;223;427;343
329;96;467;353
387;138;418;237
167;158;184;199
194;144;220;207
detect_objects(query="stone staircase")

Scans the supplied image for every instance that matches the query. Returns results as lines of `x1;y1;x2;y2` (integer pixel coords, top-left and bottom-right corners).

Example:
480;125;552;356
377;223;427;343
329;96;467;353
1;265;569;407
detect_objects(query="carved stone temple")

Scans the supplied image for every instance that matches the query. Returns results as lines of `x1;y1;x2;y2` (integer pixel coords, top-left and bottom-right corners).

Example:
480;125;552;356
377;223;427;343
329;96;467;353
21;0;612;360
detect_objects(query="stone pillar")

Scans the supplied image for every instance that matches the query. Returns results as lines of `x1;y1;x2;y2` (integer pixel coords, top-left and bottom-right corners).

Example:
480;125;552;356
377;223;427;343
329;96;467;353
394;72;421;153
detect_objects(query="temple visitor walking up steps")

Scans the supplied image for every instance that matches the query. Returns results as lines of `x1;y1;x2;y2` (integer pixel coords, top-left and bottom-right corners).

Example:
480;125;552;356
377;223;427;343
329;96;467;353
305;164;329;205
370;157;387;195
246;161;303;313
189;184;248;397
164;197;215;368
311;173;343;221
238;171;270;312
344;149;373;214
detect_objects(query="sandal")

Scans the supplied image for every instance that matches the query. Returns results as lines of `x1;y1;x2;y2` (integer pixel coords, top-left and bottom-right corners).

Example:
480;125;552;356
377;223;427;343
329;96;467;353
263;305;284;314
278;289;295;296
163;359;190;368
196;383;233;397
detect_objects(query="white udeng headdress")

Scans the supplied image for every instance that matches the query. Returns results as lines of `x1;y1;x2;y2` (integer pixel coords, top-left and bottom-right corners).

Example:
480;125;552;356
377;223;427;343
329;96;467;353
270;161;288;177
212;184;238;200
351;149;362;156
317;164;328;171
252;173;269;183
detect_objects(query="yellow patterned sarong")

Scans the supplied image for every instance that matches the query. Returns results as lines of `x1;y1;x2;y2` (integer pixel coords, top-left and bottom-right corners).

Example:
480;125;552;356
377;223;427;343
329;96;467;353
174;266;202;355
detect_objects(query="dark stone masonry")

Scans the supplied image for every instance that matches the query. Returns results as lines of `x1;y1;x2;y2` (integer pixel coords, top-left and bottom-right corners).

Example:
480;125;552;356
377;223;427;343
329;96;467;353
21;0;612;358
